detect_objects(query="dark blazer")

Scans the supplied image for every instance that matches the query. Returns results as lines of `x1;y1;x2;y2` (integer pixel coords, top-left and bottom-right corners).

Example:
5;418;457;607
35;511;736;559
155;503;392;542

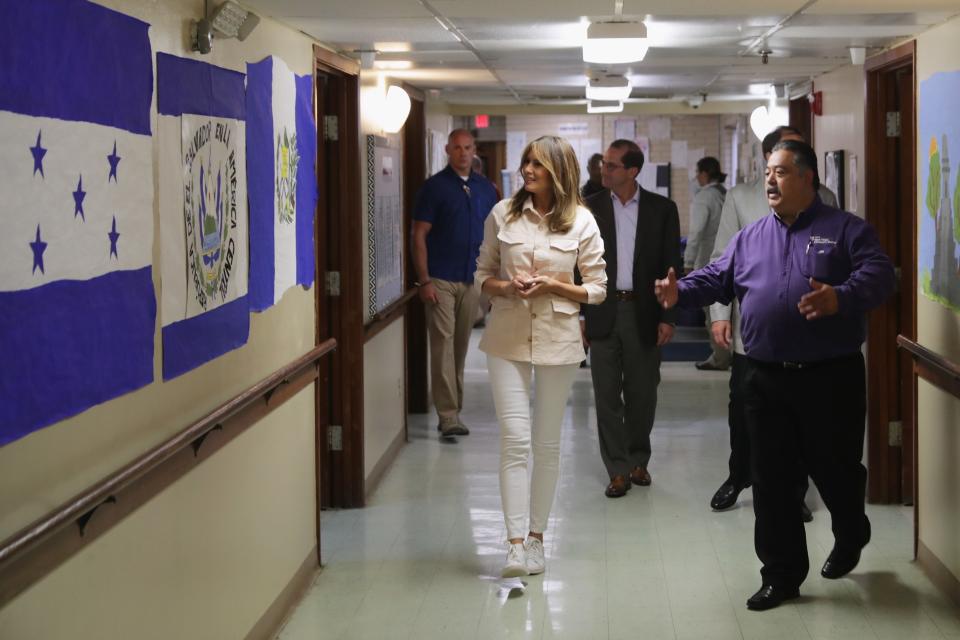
583;187;681;346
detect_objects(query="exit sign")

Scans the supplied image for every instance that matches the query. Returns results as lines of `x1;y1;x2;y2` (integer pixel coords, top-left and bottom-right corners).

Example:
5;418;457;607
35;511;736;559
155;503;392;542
474;114;489;128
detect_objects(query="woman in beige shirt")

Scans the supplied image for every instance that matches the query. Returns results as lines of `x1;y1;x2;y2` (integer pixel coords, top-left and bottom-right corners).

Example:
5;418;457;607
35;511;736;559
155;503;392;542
475;135;607;578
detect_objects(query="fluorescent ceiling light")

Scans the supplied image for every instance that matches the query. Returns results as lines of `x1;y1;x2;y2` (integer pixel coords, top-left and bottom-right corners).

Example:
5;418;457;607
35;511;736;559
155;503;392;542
374;60;413;70
583;22;649;64
748;83;772;96
586;75;631;101
587;99;623;114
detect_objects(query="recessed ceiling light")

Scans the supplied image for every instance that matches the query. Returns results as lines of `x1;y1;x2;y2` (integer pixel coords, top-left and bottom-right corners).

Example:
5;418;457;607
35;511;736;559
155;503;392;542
583;22;649;64
586;75;631;101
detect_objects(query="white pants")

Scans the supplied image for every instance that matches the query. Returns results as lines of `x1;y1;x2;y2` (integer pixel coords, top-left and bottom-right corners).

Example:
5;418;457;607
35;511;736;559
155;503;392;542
487;355;579;541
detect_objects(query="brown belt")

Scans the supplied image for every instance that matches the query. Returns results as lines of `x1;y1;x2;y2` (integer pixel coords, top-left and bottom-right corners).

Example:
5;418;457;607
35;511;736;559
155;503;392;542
615;290;637;301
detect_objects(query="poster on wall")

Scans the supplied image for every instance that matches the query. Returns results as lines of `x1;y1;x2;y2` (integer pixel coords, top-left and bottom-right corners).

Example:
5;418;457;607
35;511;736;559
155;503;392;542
157;53;249;380
824;150;845;210
246;56;318;312
918;71;960;313
366;136;404;320
0;0;156;446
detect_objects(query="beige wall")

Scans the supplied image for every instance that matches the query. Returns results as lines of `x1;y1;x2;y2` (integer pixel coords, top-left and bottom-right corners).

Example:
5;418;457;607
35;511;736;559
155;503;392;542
0;2;322;637
913;13;960;583
364;321;407;482
813;64;867;218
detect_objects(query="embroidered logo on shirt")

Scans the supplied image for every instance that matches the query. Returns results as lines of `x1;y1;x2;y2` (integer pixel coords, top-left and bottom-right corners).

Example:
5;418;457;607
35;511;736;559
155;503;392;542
807;235;837;254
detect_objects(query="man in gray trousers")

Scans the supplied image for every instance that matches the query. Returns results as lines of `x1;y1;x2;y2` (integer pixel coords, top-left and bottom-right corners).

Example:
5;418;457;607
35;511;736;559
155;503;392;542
583;140;682;498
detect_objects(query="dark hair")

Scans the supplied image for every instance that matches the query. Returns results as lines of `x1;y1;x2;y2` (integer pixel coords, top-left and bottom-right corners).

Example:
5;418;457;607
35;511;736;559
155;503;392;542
609;139;644;173
588;153;603;167
696;156;726;183
761;125;804;155
771;139;820;189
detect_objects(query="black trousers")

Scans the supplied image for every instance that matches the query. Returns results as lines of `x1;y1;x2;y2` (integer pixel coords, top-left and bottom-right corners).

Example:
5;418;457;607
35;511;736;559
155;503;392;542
727;353;750;486
743;353;871;589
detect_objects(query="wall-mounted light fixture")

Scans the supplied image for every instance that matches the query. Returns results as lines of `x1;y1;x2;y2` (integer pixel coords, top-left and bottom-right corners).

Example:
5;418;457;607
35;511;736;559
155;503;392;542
587;99;623;114
586;75;631;101
382;85;411;133
209;1;259;40
191;1;259;54
849;47;866;65
583;21;648;64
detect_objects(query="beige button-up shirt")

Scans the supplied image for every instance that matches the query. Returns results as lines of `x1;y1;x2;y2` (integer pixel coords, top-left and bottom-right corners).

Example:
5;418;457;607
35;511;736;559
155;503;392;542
475;198;607;365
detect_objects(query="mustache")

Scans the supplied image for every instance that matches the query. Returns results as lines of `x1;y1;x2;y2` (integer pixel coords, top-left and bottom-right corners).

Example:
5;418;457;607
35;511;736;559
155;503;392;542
766;186;781;196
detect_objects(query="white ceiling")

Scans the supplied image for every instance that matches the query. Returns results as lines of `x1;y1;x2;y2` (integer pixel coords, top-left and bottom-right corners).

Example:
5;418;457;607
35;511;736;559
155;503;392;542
245;0;960;107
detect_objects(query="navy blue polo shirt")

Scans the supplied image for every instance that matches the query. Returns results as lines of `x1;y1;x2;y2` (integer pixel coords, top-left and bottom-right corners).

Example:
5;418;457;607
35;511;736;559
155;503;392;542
413;166;498;283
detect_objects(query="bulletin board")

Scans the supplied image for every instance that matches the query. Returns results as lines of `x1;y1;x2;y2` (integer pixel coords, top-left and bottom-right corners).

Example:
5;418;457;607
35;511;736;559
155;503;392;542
366;135;404;320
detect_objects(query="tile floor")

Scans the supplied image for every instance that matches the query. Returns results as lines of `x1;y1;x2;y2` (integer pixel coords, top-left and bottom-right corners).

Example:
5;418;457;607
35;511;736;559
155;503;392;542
278;333;960;639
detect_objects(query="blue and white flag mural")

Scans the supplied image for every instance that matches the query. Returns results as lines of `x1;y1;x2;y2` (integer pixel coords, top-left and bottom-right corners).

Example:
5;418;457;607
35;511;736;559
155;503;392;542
157;53;249;380
0;0;155;446
246;56;318;311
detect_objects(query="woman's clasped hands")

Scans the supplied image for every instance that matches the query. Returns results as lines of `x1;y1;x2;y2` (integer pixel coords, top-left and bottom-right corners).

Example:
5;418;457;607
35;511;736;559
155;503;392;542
509;270;558;299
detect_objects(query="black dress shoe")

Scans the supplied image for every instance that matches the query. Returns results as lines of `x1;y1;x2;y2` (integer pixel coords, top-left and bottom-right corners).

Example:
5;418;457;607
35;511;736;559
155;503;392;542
746;584;800;611
821;547;862;579
801;501;813;523
710;481;749;511
695;360;728;371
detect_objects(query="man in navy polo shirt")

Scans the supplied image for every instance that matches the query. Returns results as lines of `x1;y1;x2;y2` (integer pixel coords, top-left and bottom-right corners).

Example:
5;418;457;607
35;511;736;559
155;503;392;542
655;140;894;611
412;129;498;438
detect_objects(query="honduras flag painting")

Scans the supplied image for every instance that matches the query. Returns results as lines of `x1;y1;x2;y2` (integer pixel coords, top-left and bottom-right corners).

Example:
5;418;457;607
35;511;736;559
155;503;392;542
246;56;318;311
158;53;249;380
0;0;156;446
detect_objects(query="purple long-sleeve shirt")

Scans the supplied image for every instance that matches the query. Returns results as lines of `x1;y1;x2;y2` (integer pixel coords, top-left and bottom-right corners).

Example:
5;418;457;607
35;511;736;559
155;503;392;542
677;197;894;363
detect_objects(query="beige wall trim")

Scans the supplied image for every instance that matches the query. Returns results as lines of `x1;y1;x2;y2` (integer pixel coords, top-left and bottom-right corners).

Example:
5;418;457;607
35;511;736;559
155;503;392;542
365;426;406;498
918;540;960;608
245;545;319;640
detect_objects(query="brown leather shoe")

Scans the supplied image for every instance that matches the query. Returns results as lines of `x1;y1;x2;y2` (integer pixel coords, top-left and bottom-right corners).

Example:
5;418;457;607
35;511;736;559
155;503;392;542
629;466;651;486
605;475;631;498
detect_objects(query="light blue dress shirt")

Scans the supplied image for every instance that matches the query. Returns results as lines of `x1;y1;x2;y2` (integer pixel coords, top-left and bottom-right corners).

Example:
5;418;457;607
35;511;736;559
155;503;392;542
612;188;640;291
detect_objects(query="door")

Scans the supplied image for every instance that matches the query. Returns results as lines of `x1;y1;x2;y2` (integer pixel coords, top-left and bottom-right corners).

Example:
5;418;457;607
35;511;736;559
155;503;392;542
314;47;365;511
864;41;917;507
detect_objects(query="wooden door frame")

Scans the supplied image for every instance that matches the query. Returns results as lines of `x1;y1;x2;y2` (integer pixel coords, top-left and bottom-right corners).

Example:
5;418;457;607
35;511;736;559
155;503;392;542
403;91;429;415
864;41;917;511
314;46;365;510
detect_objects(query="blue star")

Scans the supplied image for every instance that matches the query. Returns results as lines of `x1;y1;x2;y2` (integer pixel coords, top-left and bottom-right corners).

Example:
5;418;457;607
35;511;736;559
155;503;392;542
30;224;47;274
30;131;47;178
73;175;86;220
108;216;120;259
107;141;121;182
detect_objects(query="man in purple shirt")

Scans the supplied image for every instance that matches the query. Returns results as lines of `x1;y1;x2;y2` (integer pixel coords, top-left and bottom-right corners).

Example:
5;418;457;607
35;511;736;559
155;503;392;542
655;140;894;611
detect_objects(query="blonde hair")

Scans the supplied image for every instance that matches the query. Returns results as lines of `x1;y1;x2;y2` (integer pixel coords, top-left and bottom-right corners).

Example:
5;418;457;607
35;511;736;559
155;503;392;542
507;136;582;234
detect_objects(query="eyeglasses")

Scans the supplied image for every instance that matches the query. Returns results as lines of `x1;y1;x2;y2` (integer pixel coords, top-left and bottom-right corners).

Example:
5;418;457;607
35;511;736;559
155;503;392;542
600;161;625;170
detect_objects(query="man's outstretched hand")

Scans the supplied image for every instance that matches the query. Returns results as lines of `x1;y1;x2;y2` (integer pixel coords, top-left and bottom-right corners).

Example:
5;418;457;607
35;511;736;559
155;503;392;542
654;267;679;309
798;278;838;320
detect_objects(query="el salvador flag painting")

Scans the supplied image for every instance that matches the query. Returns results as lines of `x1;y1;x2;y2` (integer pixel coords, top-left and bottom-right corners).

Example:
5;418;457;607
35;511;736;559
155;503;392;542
247;56;318;311
0;0;156;446
157;53;249;380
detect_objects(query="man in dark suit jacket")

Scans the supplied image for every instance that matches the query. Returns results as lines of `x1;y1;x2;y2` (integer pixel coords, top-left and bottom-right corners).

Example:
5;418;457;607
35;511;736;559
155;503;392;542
583;139;682;498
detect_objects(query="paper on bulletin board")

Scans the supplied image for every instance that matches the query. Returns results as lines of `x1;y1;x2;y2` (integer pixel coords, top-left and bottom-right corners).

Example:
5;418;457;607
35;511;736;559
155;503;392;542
648;117;671;140
614;118;636;141
579;137;602;182
687;147;704;178
635;136;650;159
506;131;527;188
671;140;688;168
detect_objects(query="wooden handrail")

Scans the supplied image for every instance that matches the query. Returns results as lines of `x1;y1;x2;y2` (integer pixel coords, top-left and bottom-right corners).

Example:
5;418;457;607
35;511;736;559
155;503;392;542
0;338;336;603
897;335;960;400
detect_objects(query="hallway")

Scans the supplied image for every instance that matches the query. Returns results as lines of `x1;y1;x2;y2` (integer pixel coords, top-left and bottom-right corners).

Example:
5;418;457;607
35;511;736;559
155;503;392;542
279;333;960;640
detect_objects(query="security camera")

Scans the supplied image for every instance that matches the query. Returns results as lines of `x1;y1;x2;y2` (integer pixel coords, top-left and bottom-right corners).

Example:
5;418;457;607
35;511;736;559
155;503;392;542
192;18;213;54
759;48;771;64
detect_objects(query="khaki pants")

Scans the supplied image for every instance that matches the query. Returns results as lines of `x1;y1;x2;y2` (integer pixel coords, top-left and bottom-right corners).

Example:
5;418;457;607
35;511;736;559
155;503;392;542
425;278;480;424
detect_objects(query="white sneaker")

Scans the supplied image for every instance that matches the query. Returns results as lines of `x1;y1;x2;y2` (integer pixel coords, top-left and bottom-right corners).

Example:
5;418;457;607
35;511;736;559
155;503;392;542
501;542;528;578
525;538;545;575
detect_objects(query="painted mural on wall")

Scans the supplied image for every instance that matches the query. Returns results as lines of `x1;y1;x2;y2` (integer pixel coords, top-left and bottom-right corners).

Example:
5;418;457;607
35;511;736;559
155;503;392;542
919;71;960;312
